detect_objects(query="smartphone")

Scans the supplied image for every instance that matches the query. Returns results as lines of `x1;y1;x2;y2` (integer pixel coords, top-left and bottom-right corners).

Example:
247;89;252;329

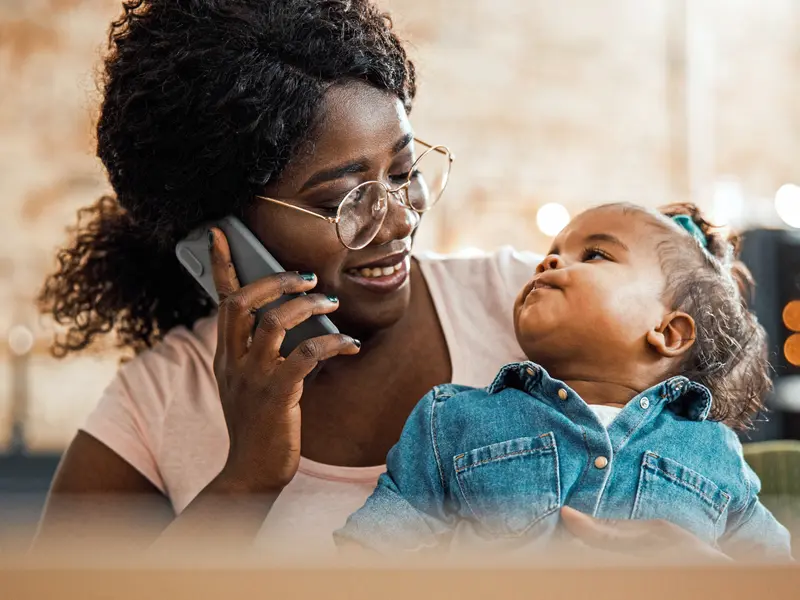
175;215;339;358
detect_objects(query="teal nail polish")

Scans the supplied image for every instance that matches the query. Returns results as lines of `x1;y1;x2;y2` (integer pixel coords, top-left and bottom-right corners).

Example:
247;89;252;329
326;295;339;303
299;272;316;281
352;338;362;349
207;230;215;249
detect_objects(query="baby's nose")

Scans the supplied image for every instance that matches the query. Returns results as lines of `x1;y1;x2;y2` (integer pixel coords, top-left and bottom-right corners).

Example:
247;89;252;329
537;254;562;273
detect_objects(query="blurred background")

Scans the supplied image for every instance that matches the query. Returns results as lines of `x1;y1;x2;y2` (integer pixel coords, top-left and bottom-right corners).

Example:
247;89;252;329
1;0;799;544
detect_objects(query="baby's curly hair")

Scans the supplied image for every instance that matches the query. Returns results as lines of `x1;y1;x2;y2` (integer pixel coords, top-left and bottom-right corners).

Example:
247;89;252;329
652;203;771;430
38;0;416;356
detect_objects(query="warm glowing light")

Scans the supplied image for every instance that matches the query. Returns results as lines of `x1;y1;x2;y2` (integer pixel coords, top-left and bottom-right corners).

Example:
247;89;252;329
536;203;570;237
785;333;800;367
775;184;800;229
783;301;800;332
8;325;34;356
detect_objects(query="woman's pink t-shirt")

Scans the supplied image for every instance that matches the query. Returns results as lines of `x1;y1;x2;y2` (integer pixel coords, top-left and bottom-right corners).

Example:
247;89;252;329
81;247;541;557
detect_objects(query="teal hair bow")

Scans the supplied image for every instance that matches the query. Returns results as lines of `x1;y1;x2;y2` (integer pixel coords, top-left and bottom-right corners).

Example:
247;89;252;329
672;214;707;249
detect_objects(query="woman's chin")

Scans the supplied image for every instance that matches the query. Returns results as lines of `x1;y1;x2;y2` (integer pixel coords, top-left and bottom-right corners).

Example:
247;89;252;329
332;288;411;339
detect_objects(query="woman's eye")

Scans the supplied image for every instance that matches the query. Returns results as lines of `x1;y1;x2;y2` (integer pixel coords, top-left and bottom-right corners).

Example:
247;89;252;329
315;199;342;214
389;170;412;184
349;187;367;204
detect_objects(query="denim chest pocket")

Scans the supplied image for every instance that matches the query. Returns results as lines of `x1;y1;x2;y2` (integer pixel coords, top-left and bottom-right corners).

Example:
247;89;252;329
631;452;731;544
453;432;560;538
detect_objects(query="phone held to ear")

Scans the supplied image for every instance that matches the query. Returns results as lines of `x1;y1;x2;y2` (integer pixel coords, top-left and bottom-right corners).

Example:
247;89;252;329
175;215;339;358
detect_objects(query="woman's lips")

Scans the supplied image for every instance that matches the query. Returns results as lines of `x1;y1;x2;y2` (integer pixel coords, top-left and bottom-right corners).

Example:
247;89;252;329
343;255;411;294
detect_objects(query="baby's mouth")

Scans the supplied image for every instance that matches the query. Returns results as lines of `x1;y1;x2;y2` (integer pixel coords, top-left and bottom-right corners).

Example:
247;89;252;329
531;280;555;292
522;277;561;305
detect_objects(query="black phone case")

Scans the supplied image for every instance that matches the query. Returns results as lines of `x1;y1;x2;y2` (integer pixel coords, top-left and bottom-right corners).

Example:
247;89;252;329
175;215;339;358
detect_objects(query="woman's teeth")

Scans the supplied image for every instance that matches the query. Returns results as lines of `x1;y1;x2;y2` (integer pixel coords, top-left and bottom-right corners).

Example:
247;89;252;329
349;263;401;278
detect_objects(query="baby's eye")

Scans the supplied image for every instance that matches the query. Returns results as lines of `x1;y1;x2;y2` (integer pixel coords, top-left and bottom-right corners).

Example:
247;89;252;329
583;247;609;261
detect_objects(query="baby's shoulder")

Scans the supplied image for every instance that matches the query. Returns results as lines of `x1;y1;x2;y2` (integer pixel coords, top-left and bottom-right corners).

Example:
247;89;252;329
423;382;489;416
428;382;527;411
427;381;554;436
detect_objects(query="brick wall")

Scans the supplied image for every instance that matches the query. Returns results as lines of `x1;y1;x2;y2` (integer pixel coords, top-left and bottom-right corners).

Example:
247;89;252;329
1;0;798;449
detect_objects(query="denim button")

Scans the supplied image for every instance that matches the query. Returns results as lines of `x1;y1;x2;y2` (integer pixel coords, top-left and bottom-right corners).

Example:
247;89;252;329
594;456;609;469
639;397;650;409
526;366;536;376
558;388;568;400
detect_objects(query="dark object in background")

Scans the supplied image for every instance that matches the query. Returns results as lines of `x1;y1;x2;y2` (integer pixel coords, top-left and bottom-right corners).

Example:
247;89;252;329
0;453;60;550
743;440;800;549
739;228;800;441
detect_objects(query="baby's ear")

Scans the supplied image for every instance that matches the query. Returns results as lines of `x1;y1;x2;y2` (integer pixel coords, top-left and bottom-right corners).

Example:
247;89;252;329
646;311;696;358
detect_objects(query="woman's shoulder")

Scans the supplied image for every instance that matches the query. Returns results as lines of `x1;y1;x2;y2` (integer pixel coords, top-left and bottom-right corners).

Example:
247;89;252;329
81;314;222;499
85;314;218;441
117;314;217;388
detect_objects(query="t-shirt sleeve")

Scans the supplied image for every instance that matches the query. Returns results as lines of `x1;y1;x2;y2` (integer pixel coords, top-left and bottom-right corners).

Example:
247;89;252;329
80;345;182;494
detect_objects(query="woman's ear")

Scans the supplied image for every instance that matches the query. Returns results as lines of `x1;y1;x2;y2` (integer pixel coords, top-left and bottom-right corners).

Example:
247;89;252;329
646;311;696;358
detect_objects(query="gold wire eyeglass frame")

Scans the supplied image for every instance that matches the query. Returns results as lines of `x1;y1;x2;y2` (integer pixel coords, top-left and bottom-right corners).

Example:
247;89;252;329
254;138;454;249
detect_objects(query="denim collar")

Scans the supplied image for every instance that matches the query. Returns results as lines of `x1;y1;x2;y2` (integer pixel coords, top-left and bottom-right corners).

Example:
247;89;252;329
486;361;713;422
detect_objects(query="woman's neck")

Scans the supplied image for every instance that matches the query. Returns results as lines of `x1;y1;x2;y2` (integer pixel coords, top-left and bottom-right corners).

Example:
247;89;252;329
298;259;452;467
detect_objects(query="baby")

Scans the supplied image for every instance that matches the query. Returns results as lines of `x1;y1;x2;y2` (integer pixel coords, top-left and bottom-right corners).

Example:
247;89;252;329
334;202;792;560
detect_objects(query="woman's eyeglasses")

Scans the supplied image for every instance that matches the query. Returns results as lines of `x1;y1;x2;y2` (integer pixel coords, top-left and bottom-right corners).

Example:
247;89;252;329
255;138;453;250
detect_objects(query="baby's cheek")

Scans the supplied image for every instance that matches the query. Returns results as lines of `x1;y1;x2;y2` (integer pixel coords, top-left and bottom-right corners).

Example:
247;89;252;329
603;292;662;337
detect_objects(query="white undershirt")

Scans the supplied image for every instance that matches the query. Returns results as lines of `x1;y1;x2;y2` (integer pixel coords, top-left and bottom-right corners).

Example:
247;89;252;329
588;404;623;428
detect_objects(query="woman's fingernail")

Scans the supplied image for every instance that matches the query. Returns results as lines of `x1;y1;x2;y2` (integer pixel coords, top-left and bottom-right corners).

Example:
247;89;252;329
352;338;362;349
208;229;215;249
299;272;316;281
326;295;339;303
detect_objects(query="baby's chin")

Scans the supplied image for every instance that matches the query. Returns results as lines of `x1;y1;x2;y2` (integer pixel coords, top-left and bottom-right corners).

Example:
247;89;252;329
515;327;555;361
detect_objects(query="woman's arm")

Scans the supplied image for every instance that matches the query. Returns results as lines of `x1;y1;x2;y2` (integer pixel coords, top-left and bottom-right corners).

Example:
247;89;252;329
36;229;361;557
36;432;282;556
35;432;174;552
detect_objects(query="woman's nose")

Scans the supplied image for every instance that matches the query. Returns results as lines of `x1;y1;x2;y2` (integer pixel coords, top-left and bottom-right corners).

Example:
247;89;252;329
370;188;418;245
536;254;562;273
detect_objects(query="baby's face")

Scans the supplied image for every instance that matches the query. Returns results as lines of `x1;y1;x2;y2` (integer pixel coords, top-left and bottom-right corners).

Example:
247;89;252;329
514;205;669;370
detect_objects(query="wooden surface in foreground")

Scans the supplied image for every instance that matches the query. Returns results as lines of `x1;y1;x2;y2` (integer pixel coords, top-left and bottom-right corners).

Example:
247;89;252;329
1;565;799;600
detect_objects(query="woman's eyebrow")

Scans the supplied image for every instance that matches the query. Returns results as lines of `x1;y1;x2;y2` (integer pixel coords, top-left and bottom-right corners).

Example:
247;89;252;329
299;161;369;193
392;132;413;154
298;133;414;193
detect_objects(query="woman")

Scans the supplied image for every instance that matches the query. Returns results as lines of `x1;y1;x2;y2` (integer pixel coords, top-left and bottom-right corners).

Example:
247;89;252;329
37;0;722;560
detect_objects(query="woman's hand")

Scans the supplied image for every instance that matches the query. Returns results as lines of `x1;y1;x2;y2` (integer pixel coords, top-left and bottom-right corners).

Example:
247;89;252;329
208;228;360;494
560;506;730;563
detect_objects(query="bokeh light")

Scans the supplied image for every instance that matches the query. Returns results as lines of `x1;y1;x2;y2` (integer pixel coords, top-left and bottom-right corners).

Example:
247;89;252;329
783;300;800;332
536;203;570;237
775;184;800;228
8;325;34;356
785;333;800;367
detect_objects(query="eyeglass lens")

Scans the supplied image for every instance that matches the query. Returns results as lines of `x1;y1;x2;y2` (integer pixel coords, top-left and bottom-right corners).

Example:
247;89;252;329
337;148;451;249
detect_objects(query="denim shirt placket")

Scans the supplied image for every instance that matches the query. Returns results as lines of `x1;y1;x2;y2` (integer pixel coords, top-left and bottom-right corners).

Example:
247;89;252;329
552;384;615;516
521;368;691;518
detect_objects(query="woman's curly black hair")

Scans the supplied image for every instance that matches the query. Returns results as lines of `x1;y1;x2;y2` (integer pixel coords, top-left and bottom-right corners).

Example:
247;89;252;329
653;203;772;431
38;0;416;356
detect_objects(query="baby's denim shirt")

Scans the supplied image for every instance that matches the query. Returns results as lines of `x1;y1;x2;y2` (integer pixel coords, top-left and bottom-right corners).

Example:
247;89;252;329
335;362;792;559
